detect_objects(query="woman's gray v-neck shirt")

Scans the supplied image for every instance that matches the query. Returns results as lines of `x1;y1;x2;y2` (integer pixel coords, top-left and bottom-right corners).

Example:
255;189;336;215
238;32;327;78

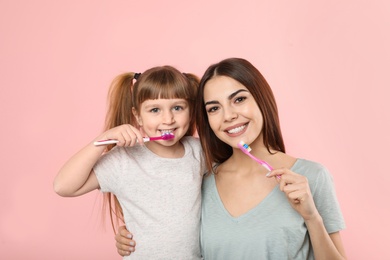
200;158;345;260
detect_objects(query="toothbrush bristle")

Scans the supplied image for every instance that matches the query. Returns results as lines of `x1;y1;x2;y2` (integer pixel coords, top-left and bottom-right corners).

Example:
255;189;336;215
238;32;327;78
161;133;174;140
238;140;275;173
238;141;252;152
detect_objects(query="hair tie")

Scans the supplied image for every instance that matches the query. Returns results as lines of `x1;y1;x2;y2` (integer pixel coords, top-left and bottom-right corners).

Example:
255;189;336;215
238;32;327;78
134;73;141;80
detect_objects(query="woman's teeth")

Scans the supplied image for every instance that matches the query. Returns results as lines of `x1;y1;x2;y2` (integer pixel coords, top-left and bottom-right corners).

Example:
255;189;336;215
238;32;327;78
227;125;246;134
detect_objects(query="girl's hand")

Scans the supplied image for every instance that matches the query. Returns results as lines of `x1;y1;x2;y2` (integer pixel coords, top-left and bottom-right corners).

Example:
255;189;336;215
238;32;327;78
115;225;136;256
266;168;320;221
96;124;144;147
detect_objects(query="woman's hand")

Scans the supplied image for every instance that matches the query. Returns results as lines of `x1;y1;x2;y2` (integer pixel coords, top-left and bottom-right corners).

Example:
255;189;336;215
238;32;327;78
266;168;319;221
96;124;145;147
115;225;136;256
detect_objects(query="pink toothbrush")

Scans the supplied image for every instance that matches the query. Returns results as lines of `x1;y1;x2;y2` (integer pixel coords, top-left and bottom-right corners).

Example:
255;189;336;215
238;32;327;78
94;133;175;146
238;141;280;179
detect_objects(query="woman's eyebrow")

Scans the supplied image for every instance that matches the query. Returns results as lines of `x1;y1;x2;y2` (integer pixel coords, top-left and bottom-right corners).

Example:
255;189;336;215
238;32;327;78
228;89;248;100
204;100;219;106
204;89;249;106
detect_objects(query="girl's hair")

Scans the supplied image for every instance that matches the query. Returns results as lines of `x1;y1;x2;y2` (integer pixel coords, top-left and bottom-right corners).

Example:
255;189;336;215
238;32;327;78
103;65;199;232
195;58;285;173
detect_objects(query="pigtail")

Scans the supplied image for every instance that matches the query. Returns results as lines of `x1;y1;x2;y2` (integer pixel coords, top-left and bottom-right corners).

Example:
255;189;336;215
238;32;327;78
183;72;200;91
183;73;200;136
102;72;137;233
104;72;137;132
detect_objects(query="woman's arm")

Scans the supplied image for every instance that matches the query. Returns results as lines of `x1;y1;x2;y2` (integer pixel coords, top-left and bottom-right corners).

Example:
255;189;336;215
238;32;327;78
305;215;347;259
115;225;136;256
267;168;347;259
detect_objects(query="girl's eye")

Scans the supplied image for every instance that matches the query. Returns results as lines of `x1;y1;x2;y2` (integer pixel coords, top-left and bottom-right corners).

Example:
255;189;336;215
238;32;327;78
173;106;183;111
150;108;160;113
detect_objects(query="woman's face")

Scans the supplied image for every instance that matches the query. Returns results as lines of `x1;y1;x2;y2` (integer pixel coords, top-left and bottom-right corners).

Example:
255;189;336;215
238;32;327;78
203;75;264;149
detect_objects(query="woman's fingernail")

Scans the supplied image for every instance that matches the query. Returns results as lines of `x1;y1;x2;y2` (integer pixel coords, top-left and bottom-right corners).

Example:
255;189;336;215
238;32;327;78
129;241;135;246
127;234;133;239
266;172;271;177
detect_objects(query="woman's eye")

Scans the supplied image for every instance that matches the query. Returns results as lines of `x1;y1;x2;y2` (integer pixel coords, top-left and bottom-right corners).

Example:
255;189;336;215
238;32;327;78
207;106;218;113
235;96;247;103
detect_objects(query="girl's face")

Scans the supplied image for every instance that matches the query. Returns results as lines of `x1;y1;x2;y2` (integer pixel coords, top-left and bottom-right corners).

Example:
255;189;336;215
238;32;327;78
134;98;190;146
203;76;264;149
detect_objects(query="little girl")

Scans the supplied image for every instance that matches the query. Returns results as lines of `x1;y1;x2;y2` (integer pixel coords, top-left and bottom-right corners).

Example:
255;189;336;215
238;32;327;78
54;66;203;259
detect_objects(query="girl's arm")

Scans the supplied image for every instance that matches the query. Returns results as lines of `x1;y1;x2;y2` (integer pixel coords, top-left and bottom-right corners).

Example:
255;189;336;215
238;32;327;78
53;141;105;197
267;168;347;260
54;124;144;197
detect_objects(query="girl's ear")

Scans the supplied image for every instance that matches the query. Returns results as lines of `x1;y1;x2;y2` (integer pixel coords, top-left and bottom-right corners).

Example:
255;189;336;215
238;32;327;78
132;107;142;126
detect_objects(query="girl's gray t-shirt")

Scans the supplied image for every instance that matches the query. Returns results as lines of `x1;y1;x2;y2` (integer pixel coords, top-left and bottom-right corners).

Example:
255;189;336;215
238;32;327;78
200;158;345;260
94;136;203;259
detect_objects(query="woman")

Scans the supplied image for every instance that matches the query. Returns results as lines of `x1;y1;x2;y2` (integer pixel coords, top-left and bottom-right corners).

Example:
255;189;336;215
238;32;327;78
115;58;347;259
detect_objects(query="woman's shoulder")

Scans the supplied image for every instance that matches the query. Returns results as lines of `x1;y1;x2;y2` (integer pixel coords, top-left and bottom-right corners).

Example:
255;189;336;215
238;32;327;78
292;158;334;185
293;158;327;172
201;171;216;190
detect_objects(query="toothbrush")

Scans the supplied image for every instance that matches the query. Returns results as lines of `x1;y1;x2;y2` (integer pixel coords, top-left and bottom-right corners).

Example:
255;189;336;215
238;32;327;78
238;141;280;178
94;133;175;146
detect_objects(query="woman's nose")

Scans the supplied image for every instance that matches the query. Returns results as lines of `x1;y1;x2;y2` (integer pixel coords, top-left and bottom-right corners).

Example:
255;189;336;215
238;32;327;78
223;106;238;121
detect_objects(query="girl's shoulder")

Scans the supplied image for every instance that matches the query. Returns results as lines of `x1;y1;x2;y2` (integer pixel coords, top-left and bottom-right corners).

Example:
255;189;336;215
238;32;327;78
98;145;140;163
182;135;200;143
182;136;201;150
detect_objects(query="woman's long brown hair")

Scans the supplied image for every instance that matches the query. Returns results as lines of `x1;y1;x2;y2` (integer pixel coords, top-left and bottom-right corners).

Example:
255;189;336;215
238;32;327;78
195;58;285;174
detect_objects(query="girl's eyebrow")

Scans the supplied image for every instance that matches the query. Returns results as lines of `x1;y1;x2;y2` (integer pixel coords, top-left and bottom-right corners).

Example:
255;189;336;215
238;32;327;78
144;100;187;108
143;103;159;108
204;89;248;107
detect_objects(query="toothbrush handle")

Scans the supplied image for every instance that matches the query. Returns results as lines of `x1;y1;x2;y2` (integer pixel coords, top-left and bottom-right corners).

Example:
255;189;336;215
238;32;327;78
247;153;280;178
93;137;150;146
260;161;273;172
258;159;273;171
249;154;273;171
93;139;118;146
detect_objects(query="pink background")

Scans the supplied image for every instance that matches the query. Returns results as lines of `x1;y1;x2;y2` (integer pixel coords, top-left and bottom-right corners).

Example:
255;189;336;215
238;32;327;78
1;0;389;259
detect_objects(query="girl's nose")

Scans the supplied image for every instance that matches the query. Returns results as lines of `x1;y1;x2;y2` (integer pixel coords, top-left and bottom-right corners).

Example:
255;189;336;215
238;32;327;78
162;110;175;124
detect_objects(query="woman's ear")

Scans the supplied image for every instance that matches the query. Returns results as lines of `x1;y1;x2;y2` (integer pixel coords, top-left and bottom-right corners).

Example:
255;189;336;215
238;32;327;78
132;107;142;126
